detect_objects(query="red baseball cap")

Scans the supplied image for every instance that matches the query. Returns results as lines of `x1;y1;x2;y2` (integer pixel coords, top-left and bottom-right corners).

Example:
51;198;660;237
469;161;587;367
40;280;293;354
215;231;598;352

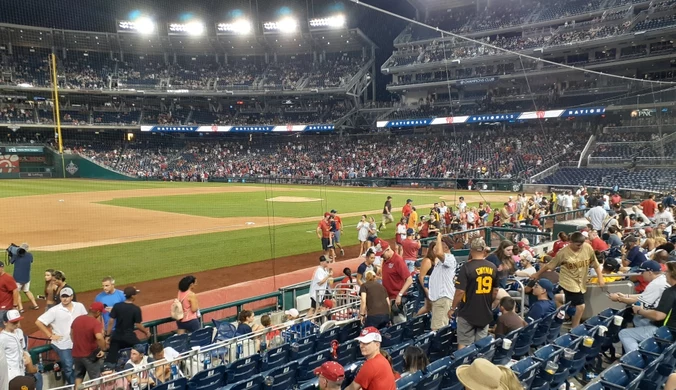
90;302;105;312
314;361;345;382
324;212;331;217
323;299;334;309
373;238;390;256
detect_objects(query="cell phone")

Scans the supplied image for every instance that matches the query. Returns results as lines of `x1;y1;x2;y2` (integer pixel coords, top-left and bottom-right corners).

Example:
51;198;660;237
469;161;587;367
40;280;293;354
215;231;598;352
36;295;46;300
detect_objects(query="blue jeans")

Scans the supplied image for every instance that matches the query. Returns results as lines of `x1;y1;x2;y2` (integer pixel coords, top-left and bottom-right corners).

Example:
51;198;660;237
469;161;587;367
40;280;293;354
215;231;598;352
34;372;43;390
619;325;657;353
51;345;75;385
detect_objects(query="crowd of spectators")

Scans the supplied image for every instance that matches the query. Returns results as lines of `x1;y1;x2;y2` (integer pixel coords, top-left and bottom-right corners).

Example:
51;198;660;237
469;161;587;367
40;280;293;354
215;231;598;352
71;127;590;181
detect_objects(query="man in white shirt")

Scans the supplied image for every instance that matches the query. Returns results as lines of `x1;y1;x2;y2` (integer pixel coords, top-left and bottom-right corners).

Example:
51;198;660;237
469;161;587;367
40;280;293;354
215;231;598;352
429;234;457;331
585;200;608;233
124;345;154;389
308;256;333;316
562;191;574;212
654;204;674;235
457;197;467;213
35;287;87;385
0;310;26;382
0;344;7;390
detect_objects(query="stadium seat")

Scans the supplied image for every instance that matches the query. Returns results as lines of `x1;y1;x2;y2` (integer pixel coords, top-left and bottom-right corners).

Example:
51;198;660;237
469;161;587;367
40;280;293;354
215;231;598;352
511;357;541;389
395;371;423;390
226;354;261;384
296;378;318;389
429;326;454;362
414;333;433;355
188;365;227;389
154;377;188;390
653;326;674;343
404;315;429;340
221;375;264;390
189;327;215;349
619;350;663;384
440;346;478;390
338;320;361;342
386;342;408;373
493;328;521;365
474;335;501;362
598;364;644;390
259;344;290;372
261;361;298;390
335;339;360;367
290;334;317;361
341;361;363;388
531;344;565;390
425;356;451;374
512;319;540;359
213;320;238;342
381;323;405;349
162;333;190;353
531;311;556;348
296;349;331;382
414;366;445;390
315;327;340;351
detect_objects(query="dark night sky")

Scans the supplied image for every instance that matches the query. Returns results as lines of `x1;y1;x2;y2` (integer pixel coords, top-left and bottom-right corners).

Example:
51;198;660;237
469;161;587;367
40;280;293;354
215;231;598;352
1;0;414;100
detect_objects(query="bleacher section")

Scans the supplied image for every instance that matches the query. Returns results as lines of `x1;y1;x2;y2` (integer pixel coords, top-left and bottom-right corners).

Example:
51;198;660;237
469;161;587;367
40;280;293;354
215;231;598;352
537;167;676;191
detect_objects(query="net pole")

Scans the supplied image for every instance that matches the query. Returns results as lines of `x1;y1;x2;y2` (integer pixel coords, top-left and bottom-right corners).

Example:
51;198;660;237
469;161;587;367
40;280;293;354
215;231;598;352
50;53;65;177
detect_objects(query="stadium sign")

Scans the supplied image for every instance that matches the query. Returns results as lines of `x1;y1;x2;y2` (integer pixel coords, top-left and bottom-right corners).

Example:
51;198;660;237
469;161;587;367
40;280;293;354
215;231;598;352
377;106;606;128
0;146;44;153
140;124;335;133
458;76;498;86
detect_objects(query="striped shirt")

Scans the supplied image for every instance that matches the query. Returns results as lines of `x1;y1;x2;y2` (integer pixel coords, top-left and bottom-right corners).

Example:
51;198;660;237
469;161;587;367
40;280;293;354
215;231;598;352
429;253;457;301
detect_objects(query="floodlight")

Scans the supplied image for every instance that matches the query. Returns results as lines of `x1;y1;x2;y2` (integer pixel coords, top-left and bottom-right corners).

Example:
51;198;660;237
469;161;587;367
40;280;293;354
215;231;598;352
218;19;252;35
135;17;156;34
309;14;346;28
278;18;298;33
186;21;205;36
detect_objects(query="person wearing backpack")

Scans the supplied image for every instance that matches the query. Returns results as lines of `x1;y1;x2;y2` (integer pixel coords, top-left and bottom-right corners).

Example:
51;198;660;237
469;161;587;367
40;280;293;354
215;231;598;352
173;276;200;334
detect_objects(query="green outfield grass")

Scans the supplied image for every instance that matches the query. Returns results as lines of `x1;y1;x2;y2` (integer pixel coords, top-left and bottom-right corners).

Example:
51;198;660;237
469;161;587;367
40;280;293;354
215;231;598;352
0;179;481;296
99;189;448;218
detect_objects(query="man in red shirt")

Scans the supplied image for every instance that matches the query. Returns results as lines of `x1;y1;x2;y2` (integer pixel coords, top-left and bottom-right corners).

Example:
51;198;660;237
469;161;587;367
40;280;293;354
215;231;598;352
0;262;18;311
345;327;396;390
640;194;658;220
587;230;609;252
402;229;421;273
316;212;333;260
375;239;412;322
402;199;413;219
71;302;106;388
330;210;345;257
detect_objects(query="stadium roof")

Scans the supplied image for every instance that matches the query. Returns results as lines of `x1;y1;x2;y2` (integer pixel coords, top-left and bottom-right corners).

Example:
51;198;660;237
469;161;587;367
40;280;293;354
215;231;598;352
0;22;374;56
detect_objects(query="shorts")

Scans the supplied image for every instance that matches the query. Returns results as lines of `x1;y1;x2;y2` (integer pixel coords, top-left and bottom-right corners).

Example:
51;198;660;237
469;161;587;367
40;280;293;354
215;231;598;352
321;238;333;250
73;356;102;380
368;236;378;243
16;282;30;292
430;297;453;330
176;318;201;333
563;289;585;306
332;231;341;243
456;316;489;346
382;214;394;223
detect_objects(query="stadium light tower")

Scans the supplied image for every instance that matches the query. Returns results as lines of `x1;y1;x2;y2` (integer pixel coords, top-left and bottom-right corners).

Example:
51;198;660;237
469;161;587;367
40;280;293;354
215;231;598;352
264;17;298;33
217;19;252;35
309;14;346;29
168;21;206;36
116;17;157;34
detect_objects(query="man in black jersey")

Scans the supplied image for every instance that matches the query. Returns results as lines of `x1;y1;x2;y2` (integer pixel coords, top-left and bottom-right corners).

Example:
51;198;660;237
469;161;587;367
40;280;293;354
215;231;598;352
451;237;498;349
379;196;394;230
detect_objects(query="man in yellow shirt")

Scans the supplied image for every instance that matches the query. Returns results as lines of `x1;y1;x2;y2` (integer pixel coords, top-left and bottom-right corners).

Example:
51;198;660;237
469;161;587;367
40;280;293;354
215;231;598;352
407;207;419;230
530;232;605;327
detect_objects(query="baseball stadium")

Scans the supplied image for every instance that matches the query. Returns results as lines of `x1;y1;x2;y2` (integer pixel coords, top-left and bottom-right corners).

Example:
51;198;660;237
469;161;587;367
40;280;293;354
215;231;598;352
0;0;676;389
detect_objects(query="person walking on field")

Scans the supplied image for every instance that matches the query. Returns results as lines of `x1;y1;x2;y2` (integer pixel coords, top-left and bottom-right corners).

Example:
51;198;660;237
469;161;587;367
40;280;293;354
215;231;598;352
330;210;345;257
10;244;39;312
451;238;498;349
317;212;333;260
379;196;394;230
530;231;605;328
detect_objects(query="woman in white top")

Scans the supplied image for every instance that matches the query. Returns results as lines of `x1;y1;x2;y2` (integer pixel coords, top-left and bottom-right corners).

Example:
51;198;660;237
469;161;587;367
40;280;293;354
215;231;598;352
357;215;370;255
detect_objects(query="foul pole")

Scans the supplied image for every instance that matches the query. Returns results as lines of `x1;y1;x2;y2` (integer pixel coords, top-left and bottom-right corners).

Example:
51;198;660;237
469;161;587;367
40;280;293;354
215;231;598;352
49;53;65;177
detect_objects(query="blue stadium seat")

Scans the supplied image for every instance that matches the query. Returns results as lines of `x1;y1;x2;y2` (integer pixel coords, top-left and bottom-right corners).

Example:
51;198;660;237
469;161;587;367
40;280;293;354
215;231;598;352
338;320;361;343
533;344;563;366
531;344;564;390
599;364;644;390
414;333;433;355
474;335;501;362
513;319;540;359
341;361;363;389
261;361;298;390
213;319;238;342
638;337;666;357
531;311;556;348
315;327;340;351
335;339;360;367
425;356;450;374
296;378;318;389
259;344;290;372
387;342;409;373
381;323;405;349
439;346;478;390
226;354;260;384
547;303;570;343
290;334;317;361
188;365;227;389
511;357;541;389
654;326;674;343
404;315;429;340
396;372;423;390
493;328;520;365
154;377;187;390
429;326;454;362
164;334;190;353
221;375;264;390
415;366;444;390
189;327;215;349
619;350;663;384
296;349;331;382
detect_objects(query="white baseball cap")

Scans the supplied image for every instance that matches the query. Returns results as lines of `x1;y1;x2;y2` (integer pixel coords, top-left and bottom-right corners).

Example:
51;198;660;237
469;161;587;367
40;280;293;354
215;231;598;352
284;308;299;318
356;327;382;343
3;309;23;323
60;287;74;297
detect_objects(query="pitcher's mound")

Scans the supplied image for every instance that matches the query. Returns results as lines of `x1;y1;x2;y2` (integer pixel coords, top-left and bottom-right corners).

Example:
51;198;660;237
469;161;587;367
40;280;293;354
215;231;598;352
266;196;323;203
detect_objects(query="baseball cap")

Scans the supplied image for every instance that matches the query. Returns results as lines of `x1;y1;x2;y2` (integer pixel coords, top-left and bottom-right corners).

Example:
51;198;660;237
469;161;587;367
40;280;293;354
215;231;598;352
645;226;654;233
373;238;390;257
319;255;328;263
322;299;334;309
132;344;145;354
124;287;139;298
102;362;117;373
3;309;23;323
639;260;662;273
624;236;638;245
470;237;488;252
20;243;29;250
90;302;105;312
330;209;337;214
285;308;300;318
9;376;36;390
535;279;555;300
603;258;621;273
60;287;74;297
406;228;415;236
324;212;331;217
356;327;382;343
406;199;413;203
314;361;345;382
